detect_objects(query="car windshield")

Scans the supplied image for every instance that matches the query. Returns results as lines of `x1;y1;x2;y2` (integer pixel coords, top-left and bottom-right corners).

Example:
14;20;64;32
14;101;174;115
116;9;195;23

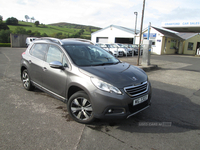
106;44;116;48
118;44;126;48
110;44;117;48
63;44;120;66
132;45;138;48
123;44;129;48
128;44;134;48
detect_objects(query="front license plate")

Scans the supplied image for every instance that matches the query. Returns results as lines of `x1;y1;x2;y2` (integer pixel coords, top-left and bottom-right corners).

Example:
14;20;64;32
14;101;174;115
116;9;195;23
133;95;148;106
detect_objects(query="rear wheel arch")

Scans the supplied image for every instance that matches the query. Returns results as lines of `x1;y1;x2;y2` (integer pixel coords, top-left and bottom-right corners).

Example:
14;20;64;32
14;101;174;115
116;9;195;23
21;66;27;79
21;69;34;91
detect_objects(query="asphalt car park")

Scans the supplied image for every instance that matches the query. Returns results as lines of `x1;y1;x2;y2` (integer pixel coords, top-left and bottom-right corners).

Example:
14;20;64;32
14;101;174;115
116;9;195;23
0;47;200;149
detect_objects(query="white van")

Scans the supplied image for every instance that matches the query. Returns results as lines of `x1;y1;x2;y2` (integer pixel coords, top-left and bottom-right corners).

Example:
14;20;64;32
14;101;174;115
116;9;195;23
26;37;37;47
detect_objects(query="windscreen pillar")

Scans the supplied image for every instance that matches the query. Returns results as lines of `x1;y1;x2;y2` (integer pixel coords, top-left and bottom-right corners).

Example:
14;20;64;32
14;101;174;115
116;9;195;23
142;39;152;66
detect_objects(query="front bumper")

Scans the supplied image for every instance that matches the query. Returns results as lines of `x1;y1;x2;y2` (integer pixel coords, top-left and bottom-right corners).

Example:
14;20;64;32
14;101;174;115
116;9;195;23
91;82;152;119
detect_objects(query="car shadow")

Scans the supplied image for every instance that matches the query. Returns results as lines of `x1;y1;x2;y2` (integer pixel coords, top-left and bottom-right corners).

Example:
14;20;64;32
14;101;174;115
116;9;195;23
30;80;200;134
87;80;200;134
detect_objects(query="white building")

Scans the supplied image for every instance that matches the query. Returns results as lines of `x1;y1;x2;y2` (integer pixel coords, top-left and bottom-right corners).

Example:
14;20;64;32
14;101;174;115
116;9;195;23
91;23;200;55
91;25;138;44
136;26;182;55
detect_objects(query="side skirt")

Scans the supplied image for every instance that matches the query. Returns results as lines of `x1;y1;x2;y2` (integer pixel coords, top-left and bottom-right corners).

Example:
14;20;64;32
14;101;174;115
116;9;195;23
32;81;68;104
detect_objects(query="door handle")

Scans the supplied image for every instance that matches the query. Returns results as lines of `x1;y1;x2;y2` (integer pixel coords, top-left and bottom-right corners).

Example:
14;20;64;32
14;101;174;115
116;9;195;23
28;60;32;64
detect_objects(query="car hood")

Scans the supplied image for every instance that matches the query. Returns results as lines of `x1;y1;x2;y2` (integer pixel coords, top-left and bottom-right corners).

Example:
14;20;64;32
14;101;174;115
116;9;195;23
79;62;147;88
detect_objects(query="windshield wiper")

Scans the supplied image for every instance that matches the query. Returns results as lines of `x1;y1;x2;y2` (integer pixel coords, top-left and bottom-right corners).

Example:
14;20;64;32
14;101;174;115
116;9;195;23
92;62;119;66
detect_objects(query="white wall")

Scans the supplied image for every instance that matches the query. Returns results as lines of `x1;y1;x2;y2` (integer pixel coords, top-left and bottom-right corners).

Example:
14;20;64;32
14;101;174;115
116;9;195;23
91;26;135;43
135;28;163;55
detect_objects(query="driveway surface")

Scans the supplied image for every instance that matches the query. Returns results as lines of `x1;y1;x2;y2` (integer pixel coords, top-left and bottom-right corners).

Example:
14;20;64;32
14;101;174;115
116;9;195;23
0;47;200;150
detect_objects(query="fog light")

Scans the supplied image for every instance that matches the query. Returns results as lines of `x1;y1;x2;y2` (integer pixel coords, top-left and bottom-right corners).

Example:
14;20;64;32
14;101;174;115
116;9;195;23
108;109;112;113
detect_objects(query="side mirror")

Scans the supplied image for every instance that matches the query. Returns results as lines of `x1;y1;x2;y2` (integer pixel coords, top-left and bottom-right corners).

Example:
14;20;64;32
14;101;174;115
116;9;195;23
49;61;64;69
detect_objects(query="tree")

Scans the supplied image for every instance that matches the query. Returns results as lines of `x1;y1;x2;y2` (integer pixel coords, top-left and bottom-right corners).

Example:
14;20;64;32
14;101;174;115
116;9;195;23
13;27;26;34
34;21;39;27
79;29;84;35
41;33;48;37
0;15;3;21
25;15;29;22
0;30;11;43
6;17;18;25
31;17;35;23
0;21;9;30
33;31;41;36
26;30;32;35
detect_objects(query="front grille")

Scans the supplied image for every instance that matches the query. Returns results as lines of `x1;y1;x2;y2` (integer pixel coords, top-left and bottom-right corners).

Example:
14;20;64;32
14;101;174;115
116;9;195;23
124;81;148;97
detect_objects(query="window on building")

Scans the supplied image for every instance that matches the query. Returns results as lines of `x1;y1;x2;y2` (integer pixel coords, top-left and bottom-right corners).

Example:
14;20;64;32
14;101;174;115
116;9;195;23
170;40;177;49
187;42;194;50
151;40;156;46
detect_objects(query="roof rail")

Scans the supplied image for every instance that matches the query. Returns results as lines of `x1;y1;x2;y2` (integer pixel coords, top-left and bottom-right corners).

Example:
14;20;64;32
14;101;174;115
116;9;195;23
65;38;94;45
35;37;62;45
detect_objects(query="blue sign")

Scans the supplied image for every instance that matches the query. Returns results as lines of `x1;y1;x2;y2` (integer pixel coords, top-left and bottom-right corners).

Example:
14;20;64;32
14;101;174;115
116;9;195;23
143;33;156;38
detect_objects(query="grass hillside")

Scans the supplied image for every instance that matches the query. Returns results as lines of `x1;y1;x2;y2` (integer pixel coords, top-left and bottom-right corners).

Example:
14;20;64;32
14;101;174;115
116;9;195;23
7;21;101;39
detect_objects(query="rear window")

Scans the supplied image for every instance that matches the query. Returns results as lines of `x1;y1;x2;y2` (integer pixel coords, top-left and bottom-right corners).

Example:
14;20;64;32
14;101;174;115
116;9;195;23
30;44;48;60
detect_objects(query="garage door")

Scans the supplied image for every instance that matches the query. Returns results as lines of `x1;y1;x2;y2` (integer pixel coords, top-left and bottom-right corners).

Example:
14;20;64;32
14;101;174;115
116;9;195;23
96;37;108;43
115;38;133;44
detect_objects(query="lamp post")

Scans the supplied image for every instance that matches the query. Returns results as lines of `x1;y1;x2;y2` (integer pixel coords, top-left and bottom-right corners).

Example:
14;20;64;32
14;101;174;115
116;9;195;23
133;12;138;44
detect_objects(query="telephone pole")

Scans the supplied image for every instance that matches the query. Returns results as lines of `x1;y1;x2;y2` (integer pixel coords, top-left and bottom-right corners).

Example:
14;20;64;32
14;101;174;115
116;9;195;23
137;0;145;66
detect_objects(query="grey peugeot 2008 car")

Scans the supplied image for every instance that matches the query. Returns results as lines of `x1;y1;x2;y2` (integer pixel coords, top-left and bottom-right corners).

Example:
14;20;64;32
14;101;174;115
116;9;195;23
20;38;152;124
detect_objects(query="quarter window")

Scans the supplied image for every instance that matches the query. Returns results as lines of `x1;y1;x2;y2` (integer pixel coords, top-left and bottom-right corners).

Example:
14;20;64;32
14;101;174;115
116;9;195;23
30;44;48;60
62;56;68;67
46;45;63;63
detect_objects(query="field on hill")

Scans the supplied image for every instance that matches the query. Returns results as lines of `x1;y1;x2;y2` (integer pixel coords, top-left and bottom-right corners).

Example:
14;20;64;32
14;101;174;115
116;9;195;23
7;21;101;39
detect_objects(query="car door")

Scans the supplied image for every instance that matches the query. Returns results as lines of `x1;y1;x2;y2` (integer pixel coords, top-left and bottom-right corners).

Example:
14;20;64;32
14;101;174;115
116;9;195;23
28;43;48;86
42;44;68;98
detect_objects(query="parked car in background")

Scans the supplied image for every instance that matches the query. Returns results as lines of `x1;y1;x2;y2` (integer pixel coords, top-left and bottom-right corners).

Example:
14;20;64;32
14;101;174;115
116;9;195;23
20;38;152;124
105;44;123;57
95;43;113;55
115;43;132;56
26;37;37;47
127;44;143;55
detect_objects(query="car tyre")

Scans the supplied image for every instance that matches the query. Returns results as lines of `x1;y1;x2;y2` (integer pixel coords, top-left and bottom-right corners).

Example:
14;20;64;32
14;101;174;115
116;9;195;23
22;69;34;91
67;91;95;124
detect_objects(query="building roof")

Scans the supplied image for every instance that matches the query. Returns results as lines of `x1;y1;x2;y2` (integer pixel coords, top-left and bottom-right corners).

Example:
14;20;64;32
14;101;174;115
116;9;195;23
91;24;139;35
151;26;183;40
176;33;198;40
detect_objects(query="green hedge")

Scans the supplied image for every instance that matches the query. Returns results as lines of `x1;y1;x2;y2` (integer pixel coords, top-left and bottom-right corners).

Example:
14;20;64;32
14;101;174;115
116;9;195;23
0;43;11;47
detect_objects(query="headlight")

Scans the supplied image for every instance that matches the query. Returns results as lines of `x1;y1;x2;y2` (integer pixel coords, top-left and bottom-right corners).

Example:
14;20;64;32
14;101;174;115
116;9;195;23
91;77;122;94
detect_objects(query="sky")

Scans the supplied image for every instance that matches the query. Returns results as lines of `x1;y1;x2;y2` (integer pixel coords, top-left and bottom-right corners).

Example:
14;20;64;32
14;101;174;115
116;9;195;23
1;0;200;29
